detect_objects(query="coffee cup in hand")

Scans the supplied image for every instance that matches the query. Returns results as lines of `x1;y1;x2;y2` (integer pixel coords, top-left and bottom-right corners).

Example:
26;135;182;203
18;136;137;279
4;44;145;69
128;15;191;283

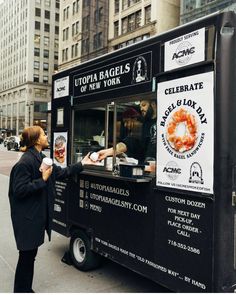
39;157;53;172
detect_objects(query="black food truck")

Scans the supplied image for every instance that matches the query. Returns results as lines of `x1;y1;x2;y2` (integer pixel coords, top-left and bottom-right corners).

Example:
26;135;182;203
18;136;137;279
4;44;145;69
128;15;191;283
51;11;236;292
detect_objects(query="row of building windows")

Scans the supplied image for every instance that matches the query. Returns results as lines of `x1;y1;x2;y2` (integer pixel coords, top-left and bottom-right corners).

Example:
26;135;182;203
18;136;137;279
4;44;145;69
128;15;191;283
114;5;151;37
63;21;80;41
113;33;150;50
0;101;48;116
81;32;103;54
62;42;80;61
34;61;49;71
34;34;59;50
34;48;50;58
82;8;103;32
35;8;59;21
114;0;141;13
33;74;49;83
1;76;27;91
35;0;52;7
182;0;220;12
63;0;80;21
35;21;59;34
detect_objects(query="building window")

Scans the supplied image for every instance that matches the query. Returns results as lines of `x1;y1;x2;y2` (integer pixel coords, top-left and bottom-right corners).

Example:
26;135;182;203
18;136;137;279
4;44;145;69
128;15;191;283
34;47;40;56
34;101;47;112
55;26;59;34
55;13;59;21
145;5;151;24
114;21;119;37
44;49;49;58
63;27;69;41
121;17;127;34
45;0;50;6
82;15;90;31
44;23;50;32
35;7;41;16
35;21;40;30
63;6;69;21
43;76;49;83
34;34;40;43
122;0;141;10
56;1;59;9
75;43;78;57
122;0;128;9
122;10;141;34
115;0;119;14
82;38;89;54
183;0;195;12
45;10;50;19
71;44;78;58
73;0;79;14
34;61;40;69
35;88;47;98
93;32;102;50
43;63;49;71
62;48;68;62
72;21;79;36
54;51;58;60
55;39;59;49
44;36;49;46
113;33;150;50
135;10;141;28
94;7;103;24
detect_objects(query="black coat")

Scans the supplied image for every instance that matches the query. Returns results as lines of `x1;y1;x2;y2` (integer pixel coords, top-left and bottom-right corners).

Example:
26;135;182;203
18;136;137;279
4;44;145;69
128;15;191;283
8;147;83;251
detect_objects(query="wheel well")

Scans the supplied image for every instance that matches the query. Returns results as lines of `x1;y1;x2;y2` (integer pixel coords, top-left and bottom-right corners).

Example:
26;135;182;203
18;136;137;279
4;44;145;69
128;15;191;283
69;225;91;238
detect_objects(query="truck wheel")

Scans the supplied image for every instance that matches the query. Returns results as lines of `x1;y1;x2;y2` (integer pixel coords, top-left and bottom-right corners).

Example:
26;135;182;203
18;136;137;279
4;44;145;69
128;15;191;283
69;230;101;271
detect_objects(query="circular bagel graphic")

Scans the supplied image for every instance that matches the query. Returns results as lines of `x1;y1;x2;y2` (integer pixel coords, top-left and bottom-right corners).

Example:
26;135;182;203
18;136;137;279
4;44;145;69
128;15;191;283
166;107;198;153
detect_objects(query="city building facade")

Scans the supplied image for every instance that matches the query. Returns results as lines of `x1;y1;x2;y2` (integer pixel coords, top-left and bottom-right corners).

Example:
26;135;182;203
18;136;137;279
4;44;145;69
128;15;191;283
59;0;109;71
109;0;180;51
180;0;235;24
0;0;59;136
59;0;180;71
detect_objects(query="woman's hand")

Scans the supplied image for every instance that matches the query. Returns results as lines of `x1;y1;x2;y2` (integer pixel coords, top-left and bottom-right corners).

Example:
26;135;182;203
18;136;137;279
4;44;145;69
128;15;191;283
42;166;53;181
81;153;98;165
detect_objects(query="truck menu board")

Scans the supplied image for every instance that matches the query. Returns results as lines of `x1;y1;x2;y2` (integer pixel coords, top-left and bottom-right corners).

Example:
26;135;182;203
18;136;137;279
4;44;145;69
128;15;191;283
156;72;214;194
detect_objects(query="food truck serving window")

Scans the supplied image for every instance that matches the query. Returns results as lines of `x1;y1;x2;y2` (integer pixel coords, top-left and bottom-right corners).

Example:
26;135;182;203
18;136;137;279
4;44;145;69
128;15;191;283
72;94;157;175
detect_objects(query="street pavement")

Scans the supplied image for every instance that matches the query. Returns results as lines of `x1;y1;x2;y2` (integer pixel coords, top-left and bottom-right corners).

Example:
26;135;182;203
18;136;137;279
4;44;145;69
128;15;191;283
0;144;169;293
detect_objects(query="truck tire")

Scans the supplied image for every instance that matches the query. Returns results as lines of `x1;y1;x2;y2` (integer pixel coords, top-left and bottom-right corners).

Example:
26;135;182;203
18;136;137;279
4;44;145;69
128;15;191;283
69;229;101;271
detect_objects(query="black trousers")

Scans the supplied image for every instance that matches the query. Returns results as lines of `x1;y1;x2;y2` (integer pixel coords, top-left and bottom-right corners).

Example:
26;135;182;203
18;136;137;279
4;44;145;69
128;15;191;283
14;248;38;293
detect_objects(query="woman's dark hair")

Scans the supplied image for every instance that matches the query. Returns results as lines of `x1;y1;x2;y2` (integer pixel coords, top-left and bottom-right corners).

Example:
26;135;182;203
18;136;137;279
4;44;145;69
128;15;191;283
20;126;42;152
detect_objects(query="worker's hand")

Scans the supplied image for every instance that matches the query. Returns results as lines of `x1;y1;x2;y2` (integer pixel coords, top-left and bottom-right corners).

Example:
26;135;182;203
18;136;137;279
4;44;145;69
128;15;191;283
42;166;53;181
81;153;97;165
97;148;113;161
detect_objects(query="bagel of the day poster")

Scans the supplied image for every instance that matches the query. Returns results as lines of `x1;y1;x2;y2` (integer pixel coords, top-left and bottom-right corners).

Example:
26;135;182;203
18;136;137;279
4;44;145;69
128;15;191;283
53;132;68;168
156;72;214;194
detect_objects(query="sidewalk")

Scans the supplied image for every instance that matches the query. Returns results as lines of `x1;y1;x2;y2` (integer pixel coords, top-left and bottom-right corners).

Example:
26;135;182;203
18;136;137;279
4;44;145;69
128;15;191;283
0;172;161;293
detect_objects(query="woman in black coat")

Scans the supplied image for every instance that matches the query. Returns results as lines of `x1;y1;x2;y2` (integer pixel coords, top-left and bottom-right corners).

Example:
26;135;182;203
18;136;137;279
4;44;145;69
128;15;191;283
8;126;94;293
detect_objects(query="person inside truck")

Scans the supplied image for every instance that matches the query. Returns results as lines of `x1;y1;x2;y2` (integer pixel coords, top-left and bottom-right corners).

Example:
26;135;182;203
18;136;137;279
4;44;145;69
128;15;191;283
139;99;157;162
8;126;96;293
97;99;157;164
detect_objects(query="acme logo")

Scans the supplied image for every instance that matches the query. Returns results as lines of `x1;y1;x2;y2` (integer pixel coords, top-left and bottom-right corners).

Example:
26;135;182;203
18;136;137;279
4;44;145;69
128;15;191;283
163;161;181;181
57;86;66;92
172;47;195;60
163;167;181;174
